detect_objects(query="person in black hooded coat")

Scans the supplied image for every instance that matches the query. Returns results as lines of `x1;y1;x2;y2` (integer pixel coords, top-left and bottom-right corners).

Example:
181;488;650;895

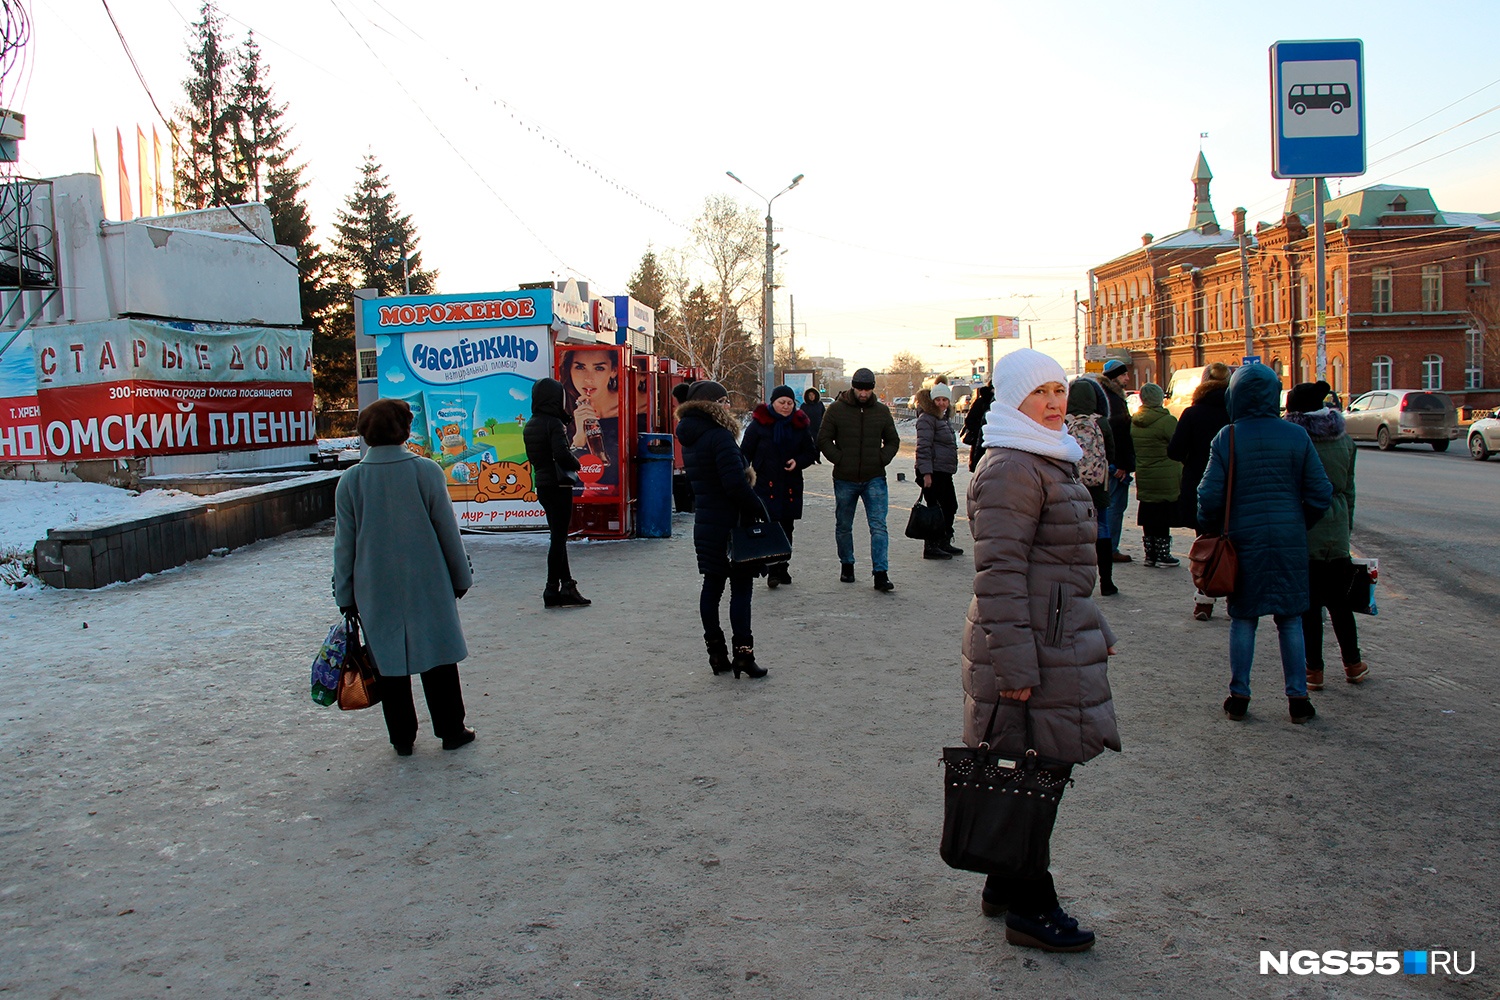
1166;362;1231;621
675;381;768;679
741;385;819;587
523;378;588;608
800;387;825;462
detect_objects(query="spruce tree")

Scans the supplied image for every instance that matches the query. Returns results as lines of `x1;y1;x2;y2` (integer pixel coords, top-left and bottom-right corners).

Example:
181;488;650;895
174;1;245;209
229;31;288;203
329;154;437;295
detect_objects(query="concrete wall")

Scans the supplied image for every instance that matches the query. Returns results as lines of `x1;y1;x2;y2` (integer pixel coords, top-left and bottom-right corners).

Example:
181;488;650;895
32;471;340;589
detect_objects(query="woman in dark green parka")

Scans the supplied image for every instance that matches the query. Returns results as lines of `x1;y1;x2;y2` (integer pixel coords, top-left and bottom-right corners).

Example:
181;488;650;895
1129;383;1182;567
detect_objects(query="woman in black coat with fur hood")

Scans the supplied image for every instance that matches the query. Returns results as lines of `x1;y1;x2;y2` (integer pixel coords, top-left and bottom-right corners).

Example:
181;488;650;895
741;385;819;588
675;381;768;679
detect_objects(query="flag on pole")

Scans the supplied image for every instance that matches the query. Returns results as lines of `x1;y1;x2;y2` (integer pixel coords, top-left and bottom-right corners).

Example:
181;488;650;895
92;130;106;200
153;126;166;216
137;126;152;218
116;128;134;220
169;132;180;212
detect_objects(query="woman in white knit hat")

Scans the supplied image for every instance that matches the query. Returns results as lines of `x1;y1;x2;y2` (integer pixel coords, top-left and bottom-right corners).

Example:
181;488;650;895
959;349;1121;953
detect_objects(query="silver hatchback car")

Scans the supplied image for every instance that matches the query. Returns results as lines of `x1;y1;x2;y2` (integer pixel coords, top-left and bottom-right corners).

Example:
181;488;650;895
1343;389;1460;451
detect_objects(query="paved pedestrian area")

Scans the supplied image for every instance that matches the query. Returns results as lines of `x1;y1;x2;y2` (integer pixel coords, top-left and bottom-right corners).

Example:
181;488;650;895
2;461;1494;998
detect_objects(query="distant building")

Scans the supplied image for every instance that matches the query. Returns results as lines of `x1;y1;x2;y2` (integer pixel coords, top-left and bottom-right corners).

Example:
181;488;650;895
1087;155;1500;405
807;355;845;390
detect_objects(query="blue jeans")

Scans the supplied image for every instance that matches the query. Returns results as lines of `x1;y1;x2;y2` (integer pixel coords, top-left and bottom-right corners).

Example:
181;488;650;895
1229;614;1309;699
833;476;890;573
1106;471;1132;554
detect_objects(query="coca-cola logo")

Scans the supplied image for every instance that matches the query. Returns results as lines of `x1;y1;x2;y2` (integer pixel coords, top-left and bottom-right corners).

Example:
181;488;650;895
578;455;605;482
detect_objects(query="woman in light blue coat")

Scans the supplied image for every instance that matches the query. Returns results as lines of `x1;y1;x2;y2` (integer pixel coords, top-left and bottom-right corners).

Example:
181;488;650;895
334;398;476;756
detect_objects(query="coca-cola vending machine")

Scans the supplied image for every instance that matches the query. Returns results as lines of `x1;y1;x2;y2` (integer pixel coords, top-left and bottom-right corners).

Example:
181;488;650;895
555;341;631;538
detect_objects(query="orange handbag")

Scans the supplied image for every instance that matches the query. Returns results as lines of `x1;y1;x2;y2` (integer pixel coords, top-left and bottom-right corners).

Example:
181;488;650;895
1189;427;1239;598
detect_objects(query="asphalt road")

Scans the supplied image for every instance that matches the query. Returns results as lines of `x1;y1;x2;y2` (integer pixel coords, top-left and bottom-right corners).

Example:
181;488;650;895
1348;438;1500;612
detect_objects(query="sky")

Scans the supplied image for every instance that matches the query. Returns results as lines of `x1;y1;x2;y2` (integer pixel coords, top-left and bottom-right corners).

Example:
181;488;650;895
9;0;1500;376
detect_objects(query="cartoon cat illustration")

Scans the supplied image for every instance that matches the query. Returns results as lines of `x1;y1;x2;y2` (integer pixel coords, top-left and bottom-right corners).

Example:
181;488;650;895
473;460;537;504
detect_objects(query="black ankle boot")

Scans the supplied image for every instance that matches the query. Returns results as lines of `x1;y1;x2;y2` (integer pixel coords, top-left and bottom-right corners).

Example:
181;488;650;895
923;540;952;559
873;571;895;592
704;631;732;675
941;533;964;556
555;580;591;607
731;637;767;679
840;563;855;583
1095;539;1117;596
543;582;562;608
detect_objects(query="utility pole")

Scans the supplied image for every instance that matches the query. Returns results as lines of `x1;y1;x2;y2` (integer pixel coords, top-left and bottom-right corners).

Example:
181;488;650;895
789;294;795;362
1235;206;1255;359
1027;323;1033;350
1073;289;1081;374
726;171;803;401
1313;179;1327;380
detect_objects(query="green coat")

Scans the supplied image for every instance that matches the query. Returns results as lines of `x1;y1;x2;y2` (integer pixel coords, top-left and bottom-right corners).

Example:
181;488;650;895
818;389;900;482
1130;406;1182;503
333;446;473;676
1286;408;1356;559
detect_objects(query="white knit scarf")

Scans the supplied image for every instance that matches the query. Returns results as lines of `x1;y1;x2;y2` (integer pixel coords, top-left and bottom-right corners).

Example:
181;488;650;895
981;402;1084;463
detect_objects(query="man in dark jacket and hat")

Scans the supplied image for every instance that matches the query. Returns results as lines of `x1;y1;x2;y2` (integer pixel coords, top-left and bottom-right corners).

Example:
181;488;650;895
1099;359;1136;562
817;367;900;591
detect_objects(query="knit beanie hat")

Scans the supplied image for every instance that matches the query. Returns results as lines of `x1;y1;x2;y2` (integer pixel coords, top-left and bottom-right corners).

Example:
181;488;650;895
1286;380;1333;413
770;385;796;404
1140;382;1165;407
993;349;1069;410
671;381;693;404
851;367;876;389
1102;359;1128;380
930;383;951;401
687;380;729;403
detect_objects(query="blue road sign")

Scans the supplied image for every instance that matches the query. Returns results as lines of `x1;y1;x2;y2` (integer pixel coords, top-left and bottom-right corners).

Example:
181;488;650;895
1242;355;1262;367
1270;39;1366;178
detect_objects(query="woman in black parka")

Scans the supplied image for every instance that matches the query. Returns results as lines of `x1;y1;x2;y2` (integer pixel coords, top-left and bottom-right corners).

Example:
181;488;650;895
675;381;768;679
741;385;819;588
523;378;588;608
800;387;826;462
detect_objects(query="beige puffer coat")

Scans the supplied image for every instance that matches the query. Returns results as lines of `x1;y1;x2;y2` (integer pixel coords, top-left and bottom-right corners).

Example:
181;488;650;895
962;448;1121;764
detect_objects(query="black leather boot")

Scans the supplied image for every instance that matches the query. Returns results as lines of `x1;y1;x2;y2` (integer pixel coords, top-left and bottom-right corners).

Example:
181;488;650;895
555;580;591;607
731;636;767;679
704;630;732;675
1096;539;1117;596
941;532;964;556
543;582;562;608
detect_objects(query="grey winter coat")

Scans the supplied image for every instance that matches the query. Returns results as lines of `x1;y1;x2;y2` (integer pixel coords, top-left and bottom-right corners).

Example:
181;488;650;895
962;448;1121;765
333;446;473;676
913;390;959;476
1285;407;1356;560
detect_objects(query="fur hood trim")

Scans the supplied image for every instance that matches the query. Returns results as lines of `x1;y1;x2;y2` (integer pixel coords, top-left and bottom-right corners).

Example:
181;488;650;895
1192;379;1229;404
1284;406;1346;441
676;398;740;434
751;403;811;428
914;388;953;419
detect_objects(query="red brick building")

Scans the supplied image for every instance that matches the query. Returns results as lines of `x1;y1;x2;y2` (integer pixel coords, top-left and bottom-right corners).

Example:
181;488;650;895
1087;156;1500;406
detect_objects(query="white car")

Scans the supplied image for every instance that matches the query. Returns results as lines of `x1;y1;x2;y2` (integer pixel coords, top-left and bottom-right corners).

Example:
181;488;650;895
1467;409;1500;460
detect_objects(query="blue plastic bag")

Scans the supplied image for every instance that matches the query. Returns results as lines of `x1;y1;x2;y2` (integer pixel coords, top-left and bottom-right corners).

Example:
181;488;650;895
310;621;348;706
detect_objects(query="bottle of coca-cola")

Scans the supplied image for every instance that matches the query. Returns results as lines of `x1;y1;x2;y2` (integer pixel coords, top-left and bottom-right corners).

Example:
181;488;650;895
584;417;609;465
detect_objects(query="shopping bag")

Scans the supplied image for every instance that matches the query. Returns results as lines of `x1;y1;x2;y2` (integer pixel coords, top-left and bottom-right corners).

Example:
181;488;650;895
1348;557;1379;616
309;622;347;707
336;613;382;711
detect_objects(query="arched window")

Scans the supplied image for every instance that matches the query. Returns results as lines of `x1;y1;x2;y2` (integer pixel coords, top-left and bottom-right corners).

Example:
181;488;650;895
1215;292;1224;330
1332;268;1345;315
1298;356;1310;384
1272;358;1284;377
1467;328;1484;389
1299;279;1310;320
1422;354;1443;390
1231;287;1241;328
1372;355;1393;391
1331;357;1345;394
1271;279;1283;323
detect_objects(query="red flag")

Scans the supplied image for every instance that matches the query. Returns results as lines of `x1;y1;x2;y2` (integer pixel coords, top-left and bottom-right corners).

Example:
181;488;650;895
137;126;151;217
116;128;134;220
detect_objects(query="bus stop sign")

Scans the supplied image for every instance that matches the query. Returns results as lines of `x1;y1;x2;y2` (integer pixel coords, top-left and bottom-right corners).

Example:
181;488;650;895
1270;39;1366;178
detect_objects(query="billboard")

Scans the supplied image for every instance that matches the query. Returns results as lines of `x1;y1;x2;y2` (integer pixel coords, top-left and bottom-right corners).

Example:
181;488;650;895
955;316;1021;340
366;292;554;529
0;327;42;459
23;320;313;461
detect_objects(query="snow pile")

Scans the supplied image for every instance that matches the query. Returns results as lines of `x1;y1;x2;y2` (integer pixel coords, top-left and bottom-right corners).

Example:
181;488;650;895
318;436;360;453
0;481;200;590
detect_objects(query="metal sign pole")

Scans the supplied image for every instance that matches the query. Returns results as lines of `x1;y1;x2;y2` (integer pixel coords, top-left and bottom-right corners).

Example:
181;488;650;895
1314;177;1328;381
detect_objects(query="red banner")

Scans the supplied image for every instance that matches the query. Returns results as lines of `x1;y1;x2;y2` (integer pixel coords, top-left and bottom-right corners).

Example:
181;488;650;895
0;394;44;459
35;380;316;460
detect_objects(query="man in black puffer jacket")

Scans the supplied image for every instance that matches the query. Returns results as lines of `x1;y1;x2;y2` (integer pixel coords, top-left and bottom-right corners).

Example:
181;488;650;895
817;367;900;591
675;381;768;679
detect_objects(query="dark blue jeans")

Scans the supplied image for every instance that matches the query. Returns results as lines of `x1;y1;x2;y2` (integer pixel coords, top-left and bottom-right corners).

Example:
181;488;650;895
1229;614;1309;699
1106;471;1132;554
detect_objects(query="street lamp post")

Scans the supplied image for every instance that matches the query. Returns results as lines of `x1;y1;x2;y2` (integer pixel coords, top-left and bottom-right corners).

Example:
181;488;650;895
726;170;803;402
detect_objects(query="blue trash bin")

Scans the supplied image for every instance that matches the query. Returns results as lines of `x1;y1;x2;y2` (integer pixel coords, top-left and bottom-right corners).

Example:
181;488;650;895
636;433;674;538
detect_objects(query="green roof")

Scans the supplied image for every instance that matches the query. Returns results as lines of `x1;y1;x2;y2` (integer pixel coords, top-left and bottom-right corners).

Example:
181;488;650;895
1322;184;1442;228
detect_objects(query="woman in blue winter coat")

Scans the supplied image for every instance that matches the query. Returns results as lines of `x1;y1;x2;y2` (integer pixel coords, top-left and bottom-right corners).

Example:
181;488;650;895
740;385;819;588
1197;364;1333;724
676;381;769;679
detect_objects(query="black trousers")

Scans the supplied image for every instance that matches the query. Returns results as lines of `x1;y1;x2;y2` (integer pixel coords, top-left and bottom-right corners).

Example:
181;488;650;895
1303;558;1363;671
379;663;467;747
923;472;958;536
981;763;1074;915
700;570;754;641
537;484;574;587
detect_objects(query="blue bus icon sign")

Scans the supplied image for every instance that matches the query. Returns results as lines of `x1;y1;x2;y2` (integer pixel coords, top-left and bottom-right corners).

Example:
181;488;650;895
1270;39;1366;178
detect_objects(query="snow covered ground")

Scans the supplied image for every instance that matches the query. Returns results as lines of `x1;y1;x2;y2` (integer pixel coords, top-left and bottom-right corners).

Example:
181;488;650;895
0;480;202;590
